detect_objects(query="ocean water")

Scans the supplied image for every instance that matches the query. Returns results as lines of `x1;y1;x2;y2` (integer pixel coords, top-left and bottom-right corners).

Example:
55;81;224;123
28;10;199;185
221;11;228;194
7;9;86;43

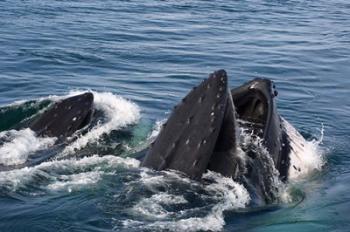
0;0;349;231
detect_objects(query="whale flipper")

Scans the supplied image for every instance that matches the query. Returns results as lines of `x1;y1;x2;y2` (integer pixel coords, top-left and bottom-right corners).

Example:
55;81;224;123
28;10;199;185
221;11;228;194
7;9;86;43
29;92;94;138
142;70;240;179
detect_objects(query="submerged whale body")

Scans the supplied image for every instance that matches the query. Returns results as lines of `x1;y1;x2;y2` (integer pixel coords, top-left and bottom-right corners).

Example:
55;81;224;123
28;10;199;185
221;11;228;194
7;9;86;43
142;70;299;203
29;92;94;138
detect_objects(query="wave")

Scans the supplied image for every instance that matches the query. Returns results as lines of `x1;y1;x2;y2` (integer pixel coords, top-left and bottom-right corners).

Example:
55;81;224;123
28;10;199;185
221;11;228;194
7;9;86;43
0;129;56;166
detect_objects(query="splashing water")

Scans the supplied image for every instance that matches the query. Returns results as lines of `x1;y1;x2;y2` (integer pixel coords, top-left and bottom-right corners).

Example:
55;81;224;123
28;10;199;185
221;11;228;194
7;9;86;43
0;129;56;166
60;91;141;156
119;169;250;232
282;118;325;180
0;155;140;193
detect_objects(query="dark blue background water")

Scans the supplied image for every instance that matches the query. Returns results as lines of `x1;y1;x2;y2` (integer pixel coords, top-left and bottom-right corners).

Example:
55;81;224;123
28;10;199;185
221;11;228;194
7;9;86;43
0;0;349;231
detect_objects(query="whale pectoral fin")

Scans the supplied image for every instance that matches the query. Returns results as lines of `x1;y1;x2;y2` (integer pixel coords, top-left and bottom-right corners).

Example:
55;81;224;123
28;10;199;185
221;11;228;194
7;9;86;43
29;92;94;138
142;70;229;179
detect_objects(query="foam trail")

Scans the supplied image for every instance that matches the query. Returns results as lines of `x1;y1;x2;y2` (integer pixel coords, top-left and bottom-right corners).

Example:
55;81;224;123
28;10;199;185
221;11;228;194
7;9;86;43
0;129;56;166
0;155;140;192
47;171;103;192
124;170;250;232
60;91;141;156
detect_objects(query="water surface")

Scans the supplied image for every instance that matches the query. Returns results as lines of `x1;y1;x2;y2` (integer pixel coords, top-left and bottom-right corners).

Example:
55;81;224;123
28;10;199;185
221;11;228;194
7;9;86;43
0;0;349;231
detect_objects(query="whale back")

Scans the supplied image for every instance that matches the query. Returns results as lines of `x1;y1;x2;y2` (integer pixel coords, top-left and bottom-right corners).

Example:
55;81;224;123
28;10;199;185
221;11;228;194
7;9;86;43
30;92;94;138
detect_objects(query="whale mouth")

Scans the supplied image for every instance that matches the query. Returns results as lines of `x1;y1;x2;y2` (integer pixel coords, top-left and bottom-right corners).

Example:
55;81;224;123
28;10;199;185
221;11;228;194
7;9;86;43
231;79;276;138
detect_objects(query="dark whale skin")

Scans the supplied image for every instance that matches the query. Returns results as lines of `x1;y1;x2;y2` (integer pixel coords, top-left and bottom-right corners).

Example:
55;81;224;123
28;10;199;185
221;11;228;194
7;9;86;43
141;70;240;180
29;92;94;139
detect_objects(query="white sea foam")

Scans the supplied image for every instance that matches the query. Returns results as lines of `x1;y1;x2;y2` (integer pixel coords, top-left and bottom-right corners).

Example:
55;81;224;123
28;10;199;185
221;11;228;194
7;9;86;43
0;129;56;166
282;118;325;180
59;91;140;156
0;155;140;192
238;118;325;202
148;119;165;141
47;171;103;192
161;171;251;232
125;170;250;232
239;126;284;200
132;191;188;219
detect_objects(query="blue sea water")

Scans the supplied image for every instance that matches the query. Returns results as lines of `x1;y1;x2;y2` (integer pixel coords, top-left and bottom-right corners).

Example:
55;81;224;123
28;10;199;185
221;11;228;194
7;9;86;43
0;0;349;231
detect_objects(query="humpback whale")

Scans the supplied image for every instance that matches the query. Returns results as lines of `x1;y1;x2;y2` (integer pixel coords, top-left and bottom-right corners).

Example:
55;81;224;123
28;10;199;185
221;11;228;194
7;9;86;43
142;70;295;203
0;93;95;171
29;92;94;139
